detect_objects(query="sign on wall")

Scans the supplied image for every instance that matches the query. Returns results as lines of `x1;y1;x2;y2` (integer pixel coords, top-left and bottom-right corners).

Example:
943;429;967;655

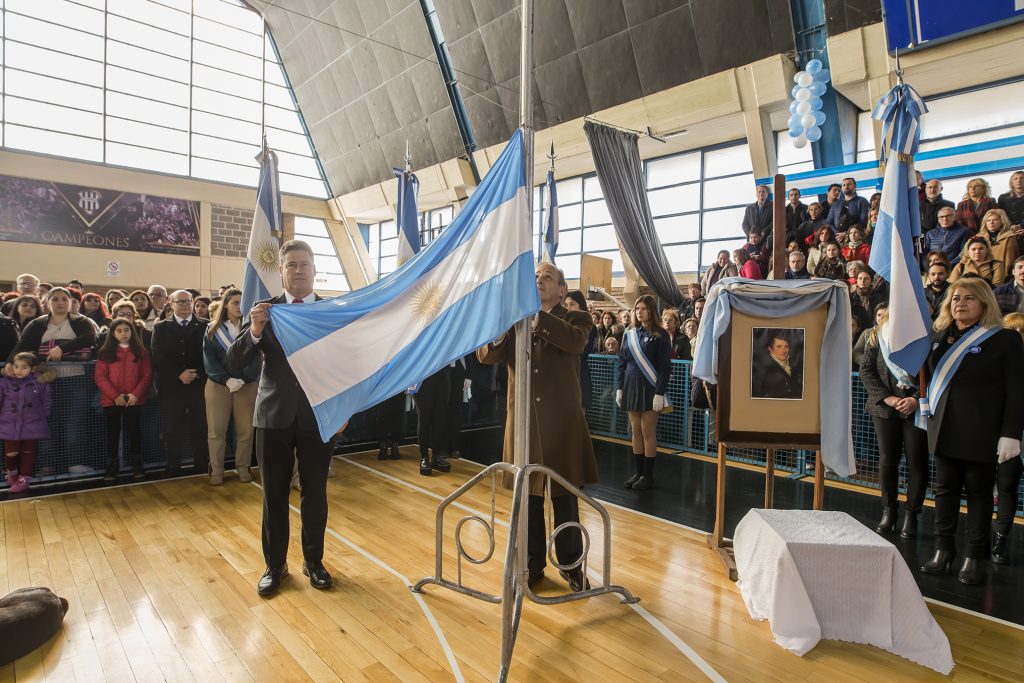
0;174;200;256
883;0;1024;53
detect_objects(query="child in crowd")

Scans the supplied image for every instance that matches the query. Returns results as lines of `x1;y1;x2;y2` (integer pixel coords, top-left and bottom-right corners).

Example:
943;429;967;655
94;318;152;481
0;353;54;493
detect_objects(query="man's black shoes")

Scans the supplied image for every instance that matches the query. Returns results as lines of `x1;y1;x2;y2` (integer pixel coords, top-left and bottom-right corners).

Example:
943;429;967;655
257;564;288;596
559;568;591;593
303;561;332;589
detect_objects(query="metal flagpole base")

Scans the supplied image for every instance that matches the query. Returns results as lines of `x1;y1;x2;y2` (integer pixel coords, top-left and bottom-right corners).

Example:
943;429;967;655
412;461;638;681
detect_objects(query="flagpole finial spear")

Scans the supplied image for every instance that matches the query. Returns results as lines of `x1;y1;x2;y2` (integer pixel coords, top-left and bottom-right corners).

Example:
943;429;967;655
547;141;556;171
894;46;905;86
404;139;412;172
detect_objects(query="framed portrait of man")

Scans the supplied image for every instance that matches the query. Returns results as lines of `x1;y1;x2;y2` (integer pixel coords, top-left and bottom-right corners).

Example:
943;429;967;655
750;327;804;400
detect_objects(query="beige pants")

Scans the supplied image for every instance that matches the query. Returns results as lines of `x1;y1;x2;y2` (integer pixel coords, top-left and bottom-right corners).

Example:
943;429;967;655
205;380;257;476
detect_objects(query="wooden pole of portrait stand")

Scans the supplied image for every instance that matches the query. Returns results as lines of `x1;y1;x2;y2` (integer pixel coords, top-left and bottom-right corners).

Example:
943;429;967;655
706;174;826;581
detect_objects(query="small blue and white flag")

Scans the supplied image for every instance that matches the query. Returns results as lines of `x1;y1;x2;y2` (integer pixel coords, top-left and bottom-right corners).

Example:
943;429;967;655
394;167;420;266
241;145;282;317
269;130;540;441
543;168;558;262
869;83;931;376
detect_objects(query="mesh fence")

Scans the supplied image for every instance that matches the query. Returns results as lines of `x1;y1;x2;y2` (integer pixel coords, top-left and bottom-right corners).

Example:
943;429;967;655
585;355;1022;517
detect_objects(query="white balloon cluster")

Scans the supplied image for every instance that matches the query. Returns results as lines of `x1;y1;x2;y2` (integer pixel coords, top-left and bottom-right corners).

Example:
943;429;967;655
788;59;831;149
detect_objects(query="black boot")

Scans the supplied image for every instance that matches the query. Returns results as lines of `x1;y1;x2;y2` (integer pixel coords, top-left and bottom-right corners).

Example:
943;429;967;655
419;448;432;476
920;549;956;574
389;440;401;460
432;451;452;473
632;457;655;490
991;532;1010;565
103;458;119;482
624;454;643;488
875;506;898;534
131;454;145;480
899;509;919;540
958;557;985;585
377;442;388;460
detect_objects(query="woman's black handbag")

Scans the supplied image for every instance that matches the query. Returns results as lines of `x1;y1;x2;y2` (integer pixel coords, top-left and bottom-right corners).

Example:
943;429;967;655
690;378;716;410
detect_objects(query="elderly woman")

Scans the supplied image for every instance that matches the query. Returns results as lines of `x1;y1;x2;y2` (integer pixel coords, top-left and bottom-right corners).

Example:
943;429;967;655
956;178;998;234
949;236;1005;286
975;209;1019;280
105;289;127;311
661;307;690;360
920;278;1024;584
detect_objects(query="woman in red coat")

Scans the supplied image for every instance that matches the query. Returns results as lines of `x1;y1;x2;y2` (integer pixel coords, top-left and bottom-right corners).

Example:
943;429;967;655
94;319;152;481
955;178;998;235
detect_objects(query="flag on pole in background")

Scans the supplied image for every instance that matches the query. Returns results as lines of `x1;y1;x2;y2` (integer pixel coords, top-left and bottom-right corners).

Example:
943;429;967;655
543;168;558;262
268;130;540;441
241;145;282;317
869;83;931;376
394;167;420;266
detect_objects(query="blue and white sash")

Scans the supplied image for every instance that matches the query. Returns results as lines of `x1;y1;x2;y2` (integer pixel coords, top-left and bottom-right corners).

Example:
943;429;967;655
626;328;659;388
211;322;236;353
915;325;999;429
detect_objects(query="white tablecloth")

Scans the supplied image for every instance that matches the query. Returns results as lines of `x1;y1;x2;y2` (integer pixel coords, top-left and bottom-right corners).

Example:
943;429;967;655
733;509;953;674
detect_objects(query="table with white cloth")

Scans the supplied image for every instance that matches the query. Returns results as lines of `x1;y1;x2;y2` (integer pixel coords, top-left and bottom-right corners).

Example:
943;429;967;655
733;509;954;674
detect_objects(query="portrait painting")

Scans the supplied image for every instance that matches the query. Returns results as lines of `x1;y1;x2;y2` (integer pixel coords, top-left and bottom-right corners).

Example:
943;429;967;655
750;327;805;401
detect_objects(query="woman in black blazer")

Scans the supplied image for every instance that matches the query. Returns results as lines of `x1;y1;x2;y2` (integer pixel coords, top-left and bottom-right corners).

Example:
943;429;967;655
858;305;929;539
919;277;1024;584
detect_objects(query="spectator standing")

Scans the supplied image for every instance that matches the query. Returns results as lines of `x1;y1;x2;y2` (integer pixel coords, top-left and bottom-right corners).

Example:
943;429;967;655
925;262;951;320
616;295;671;491
826;178;869;239
858;306;929;539
413;369;452;476
105;289;127;311
785;188;809;237
374;393;406;460
129;290;157;330
10;295;42;332
920;179;955;233
819;183;841;218
976;209;1020;279
742;184;772;238
841;226;871;264
813;243;846;281
806;225;836;275
920;279;1024;584
99;300;153;350
701;250;738;293
193;296;211;320
995;256;1024;314
694;297;706;320
921;208;969;269
0;353;53;493
679;283;702;320
950;236;1005;286
865;207;879;243
993;312;1024;564
0;316;17;366
661;308;689;360
203;288;259;485
850;271;885;332
81;293;111;328
565;291;595;413
785;250;811;280
955;178;998;235
603;336;620;355
146;285;168;327
796;202;827;248
733;248;762;280
151;290;209;478
996;170;1024;233
94;319;151;481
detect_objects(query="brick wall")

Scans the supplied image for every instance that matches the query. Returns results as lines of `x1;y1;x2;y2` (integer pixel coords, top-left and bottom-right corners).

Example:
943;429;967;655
210;204;254;258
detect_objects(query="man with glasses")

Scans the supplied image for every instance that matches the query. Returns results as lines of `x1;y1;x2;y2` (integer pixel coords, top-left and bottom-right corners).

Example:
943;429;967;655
2;274;40;316
922;207;969;271
146;285;169;328
151;290;210;478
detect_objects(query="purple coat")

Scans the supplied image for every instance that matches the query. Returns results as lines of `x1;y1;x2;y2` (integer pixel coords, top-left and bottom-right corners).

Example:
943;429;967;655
0;376;53;441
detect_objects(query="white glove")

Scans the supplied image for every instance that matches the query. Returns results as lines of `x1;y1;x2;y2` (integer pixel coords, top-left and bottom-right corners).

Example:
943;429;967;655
997;437;1021;463
615;389;623;407
652;394;666;412
464;379;473;391
225;377;245;393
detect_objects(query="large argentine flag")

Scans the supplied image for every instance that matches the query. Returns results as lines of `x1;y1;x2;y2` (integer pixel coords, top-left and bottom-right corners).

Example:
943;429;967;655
242;147;282;317
869;84;931;376
270;131;540;441
394;166;420;265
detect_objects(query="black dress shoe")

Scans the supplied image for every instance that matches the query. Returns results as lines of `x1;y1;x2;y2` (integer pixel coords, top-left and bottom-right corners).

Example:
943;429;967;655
899;510;919;540
527;569;544;589
623;472;641;488
958;557;985;585
631;475;653;491
377;444;388;460
991;532;1010;565
419;456;432;476
431;452;452;473
389;441;401;460
559;568;591;592
920;549;956;575
875;506;898;534
257;565;288;596
303;562;332;589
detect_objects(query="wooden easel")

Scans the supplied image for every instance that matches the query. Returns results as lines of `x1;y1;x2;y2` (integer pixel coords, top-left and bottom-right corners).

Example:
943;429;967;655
705;174;826;581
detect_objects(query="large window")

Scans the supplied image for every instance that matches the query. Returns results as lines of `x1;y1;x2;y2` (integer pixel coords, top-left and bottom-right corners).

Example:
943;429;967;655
294;216;348;292
366;204;458;278
0;0;329;198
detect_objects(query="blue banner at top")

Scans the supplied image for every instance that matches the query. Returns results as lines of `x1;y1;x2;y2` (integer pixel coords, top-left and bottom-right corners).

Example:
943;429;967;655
884;0;1024;53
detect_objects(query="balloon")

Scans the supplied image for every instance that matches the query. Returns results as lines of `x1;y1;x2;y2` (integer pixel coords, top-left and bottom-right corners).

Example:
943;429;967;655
788;125;803;138
789;99;800;114
796;72;813;88
796;100;811;115
793;70;807;84
791;84;802;98
813;110;826;126
788;113;803;129
806;126;822;142
793;134;808;149
814;68;831;83
795;88;811;101
806;59;822;75
809;96;823;110
808;81;826;97
801;113;816;129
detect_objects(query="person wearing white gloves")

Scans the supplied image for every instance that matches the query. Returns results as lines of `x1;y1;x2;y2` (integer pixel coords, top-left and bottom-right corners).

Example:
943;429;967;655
616;294;672;491
919;278;1024;585
203;288;261;485
993;312;1024;565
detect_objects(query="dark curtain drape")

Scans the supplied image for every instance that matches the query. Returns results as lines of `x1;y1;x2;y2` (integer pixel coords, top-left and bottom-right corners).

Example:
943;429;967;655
583;121;683;307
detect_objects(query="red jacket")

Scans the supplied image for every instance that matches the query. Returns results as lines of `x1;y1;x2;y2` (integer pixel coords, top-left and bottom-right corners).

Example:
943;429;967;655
95;346;152;407
842;242;870;264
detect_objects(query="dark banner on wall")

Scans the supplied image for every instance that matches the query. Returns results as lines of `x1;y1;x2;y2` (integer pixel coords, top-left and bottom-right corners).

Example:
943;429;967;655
0;174;200;256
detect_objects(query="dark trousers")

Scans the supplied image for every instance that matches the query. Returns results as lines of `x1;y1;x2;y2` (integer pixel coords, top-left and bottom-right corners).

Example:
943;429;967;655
995;456;1024;535
255;426;334;569
933;455;997;558
161;383;209;474
104;405;142;473
872;414;929;510
376;393;406;443
527;495;583;575
414;371;449;455
442;370;463;453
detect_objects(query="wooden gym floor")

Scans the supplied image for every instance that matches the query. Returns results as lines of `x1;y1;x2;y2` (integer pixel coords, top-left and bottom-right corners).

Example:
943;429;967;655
0;450;1021;682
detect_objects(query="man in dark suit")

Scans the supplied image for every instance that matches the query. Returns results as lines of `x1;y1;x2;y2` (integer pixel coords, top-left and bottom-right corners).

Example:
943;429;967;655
751;331;803;400
150;290;210;477
742;184;772;238
228;240;334;597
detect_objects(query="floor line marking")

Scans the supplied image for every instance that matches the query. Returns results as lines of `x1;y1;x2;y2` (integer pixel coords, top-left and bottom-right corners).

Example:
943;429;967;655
249;481;465;683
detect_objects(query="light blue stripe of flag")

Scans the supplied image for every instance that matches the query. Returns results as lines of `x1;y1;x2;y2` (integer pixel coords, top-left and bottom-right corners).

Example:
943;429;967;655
394;167;420;264
241;148;282;317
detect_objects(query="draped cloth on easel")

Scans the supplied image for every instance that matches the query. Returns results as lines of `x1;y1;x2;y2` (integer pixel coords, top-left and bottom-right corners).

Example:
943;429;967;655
692;278;857;478
583;121;683;306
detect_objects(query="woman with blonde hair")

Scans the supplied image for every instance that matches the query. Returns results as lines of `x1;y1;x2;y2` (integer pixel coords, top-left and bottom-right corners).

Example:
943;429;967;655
955;178;997;234
974;208;1019;279
950;237;1005;286
919;278;1024;584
